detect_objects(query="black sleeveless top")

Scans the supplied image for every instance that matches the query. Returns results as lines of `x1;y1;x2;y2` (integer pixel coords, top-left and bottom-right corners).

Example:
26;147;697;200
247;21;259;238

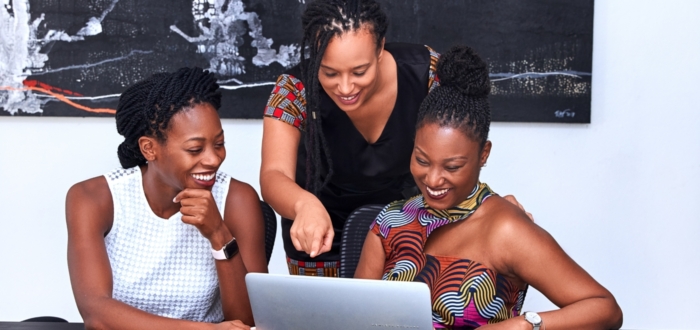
264;43;439;261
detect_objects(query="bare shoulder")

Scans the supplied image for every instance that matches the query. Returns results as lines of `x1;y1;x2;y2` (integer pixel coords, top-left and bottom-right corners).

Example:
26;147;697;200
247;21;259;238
66;175;114;233
479;195;552;248
226;178;260;207
223;177;263;227
67;176;112;211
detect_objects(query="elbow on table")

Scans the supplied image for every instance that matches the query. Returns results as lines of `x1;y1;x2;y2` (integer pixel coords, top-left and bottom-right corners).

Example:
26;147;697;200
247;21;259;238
610;303;624;330
76;298;111;330
603;295;624;330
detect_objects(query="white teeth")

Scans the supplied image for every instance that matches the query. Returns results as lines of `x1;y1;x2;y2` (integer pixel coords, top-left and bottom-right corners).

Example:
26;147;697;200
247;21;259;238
192;173;215;181
426;187;449;196
340;95;357;101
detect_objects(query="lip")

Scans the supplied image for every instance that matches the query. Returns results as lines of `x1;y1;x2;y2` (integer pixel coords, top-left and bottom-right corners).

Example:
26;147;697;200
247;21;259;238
425;186;451;200
191;172;216;187
335;91;361;106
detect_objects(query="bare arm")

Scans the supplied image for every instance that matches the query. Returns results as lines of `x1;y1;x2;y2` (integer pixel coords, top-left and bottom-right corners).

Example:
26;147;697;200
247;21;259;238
260;117;333;257
66;178;225;330
354;232;386;279
482;199;623;330
213;179;270;324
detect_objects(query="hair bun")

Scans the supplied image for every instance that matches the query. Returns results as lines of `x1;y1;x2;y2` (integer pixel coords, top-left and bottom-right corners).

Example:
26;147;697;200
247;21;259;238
436;45;490;97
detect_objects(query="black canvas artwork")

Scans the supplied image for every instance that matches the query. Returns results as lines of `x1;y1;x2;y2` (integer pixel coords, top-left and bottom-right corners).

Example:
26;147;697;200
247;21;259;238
0;0;593;123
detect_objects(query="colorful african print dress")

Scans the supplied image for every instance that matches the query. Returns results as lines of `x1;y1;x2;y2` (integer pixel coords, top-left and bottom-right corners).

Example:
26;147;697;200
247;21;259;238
371;183;527;329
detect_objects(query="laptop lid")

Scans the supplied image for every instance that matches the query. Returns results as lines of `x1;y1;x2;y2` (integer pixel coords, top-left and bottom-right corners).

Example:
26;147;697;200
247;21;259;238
245;273;433;330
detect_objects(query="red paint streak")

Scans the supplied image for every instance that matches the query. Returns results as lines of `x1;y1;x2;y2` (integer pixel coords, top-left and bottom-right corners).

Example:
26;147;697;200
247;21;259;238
23;80;84;97
2;81;115;115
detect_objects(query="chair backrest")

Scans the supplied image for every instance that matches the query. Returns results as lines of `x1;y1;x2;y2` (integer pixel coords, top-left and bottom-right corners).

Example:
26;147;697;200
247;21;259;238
260;201;277;265
339;204;385;278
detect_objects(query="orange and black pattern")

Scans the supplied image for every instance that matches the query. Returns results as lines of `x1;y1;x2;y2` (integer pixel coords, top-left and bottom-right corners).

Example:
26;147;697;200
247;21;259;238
286;256;339;277
427;45;441;92
263;74;307;130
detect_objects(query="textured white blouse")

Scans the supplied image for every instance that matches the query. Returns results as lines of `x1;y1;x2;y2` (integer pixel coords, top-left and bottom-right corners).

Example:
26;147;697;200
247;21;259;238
104;166;230;322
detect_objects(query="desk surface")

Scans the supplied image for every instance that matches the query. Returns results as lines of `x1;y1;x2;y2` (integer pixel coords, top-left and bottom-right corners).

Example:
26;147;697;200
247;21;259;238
0;323;84;330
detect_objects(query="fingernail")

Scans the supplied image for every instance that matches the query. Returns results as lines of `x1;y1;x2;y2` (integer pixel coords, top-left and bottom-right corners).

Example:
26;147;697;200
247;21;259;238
172;197;177;203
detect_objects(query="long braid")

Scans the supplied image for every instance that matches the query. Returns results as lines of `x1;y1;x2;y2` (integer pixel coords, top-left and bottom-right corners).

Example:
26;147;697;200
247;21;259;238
300;0;388;195
417;46;492;147
115;67;221;168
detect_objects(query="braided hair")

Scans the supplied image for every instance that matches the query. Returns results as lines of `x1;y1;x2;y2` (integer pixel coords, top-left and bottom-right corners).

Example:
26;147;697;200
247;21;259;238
115;67;221;168
300;0;388;195
417;45;491;148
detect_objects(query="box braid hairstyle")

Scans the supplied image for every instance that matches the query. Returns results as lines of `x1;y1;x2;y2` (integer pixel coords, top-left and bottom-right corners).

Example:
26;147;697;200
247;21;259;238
417;45;491;149
115;67;221;169
300;0;388;195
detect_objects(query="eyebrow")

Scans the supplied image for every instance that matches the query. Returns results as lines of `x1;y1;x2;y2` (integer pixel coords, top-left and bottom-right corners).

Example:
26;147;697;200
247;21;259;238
414;146;468;161
184;130;224;142
320;63;371;71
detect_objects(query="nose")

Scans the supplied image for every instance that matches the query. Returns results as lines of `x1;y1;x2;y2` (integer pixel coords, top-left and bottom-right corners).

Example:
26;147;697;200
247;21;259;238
201;147;224;168
338;75;354;95
424;166;445;188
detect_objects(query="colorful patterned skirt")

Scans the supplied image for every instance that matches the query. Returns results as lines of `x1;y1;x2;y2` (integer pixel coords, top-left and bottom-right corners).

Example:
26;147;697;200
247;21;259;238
286;256;339;277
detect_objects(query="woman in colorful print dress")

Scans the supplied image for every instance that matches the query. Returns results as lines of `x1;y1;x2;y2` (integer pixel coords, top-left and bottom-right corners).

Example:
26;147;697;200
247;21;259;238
355;46;623;330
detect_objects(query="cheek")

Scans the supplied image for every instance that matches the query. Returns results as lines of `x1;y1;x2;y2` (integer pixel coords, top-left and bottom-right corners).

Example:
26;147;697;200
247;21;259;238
219;147;227;162
356;70;378;88
409;159;424;180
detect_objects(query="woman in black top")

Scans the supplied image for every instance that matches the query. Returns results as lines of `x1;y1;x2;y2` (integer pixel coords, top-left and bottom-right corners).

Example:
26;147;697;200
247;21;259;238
260;0;526;275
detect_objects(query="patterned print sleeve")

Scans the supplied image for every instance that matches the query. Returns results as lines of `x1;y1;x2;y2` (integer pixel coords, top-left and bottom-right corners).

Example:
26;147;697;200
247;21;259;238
263;74;308;130
426;45;441;92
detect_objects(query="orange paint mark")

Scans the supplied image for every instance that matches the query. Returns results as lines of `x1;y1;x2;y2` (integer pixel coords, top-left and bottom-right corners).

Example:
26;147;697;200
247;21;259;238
23;80;84;97
2;85;115;115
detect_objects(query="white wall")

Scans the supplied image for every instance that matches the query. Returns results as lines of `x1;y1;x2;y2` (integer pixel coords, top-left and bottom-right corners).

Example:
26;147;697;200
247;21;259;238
0;1;698;328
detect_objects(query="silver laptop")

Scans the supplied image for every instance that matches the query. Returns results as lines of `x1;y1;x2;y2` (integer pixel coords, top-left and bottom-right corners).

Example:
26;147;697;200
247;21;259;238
245;273;433;330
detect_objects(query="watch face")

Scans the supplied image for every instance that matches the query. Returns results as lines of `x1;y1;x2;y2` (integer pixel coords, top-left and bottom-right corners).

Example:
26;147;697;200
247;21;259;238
223;238;239;259
525;312;542;324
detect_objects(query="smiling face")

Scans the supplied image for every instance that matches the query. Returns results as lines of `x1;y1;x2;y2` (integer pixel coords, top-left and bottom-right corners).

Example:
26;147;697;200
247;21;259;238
318;26;383;112
146;102;226;191
411;122;491;210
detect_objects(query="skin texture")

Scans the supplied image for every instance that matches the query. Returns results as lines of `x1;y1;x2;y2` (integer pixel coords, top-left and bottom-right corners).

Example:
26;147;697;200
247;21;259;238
355;123;623;330
66;103;266;329
260;26;397;258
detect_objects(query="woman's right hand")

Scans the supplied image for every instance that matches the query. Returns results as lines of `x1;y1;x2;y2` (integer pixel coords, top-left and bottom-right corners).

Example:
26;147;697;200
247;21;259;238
290;197;335;258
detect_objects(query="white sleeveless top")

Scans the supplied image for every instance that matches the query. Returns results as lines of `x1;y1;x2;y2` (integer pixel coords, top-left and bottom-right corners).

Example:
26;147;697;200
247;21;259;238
104;166;231;322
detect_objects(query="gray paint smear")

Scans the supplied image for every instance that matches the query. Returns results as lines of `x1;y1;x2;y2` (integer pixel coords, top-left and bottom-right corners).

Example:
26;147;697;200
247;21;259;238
1;0;117;114
170;0;301;79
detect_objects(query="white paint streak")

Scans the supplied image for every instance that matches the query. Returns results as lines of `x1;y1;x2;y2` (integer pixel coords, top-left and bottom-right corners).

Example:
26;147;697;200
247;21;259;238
488;42;592;97
218;81;275;90
77;0;119;37
489;71;591;82
171;0;300;77
32;50;153;75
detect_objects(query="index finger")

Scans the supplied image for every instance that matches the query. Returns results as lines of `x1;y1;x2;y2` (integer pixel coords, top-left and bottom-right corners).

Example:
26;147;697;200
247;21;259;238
173;188;208;203
308;229;327;258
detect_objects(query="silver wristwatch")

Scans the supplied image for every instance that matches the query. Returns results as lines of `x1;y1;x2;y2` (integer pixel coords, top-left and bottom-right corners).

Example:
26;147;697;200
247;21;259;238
523;311;542;330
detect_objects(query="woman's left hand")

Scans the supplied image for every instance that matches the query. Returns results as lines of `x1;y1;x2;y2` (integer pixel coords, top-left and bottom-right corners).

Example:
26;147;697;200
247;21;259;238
174;188;229;243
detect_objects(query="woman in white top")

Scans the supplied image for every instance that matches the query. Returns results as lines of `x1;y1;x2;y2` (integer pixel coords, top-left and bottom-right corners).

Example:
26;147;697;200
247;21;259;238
66;67;265;329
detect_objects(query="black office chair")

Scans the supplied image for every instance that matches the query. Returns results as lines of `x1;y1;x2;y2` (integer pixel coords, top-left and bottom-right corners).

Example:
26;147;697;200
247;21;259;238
260;201;277;265
21;316;68;322
339;204;385;278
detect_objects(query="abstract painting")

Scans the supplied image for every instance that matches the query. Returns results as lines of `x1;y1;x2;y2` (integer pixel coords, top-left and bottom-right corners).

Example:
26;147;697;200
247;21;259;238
0;0;593;122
